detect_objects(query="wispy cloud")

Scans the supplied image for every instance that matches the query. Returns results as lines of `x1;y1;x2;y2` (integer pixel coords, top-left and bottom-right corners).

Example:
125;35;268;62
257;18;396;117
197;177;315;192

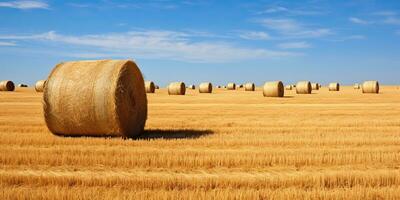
383;17;400;25
0;41;16;46
258;5;323;16
258;18;332;38
0;30;297;62
349;17;371;25
277;41;311;49
0;1;48;9
238;31;271;40
329;35;366;42
373;11;397;16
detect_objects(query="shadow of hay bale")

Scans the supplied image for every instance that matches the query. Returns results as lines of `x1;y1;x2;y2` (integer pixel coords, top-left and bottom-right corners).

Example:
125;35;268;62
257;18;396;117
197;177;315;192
136;129;213;140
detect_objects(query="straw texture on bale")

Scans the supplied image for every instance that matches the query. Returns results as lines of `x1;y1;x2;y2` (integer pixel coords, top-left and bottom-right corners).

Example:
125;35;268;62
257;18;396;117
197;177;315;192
329;83;340;91
35;80;46;92
168;82;186;95
311;83;319;90
199;82;213;93
43;59;147;138
145;81;155;93
296;81;312;94
244;83;255;91
362;81;379;94
354;83;360;89
285;85;292;90
263;81;284;97
227;83;236;90
0;80;15;91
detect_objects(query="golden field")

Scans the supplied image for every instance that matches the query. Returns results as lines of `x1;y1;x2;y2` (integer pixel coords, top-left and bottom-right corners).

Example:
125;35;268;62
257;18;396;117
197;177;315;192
1;86;400;200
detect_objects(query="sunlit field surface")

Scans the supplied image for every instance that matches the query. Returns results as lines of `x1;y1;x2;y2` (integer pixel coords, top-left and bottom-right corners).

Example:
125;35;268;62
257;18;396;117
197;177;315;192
1;86;400;199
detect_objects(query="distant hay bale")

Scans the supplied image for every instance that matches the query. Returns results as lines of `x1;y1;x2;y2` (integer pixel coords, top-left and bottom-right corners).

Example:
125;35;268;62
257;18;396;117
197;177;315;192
285;85;292;90
35;80;46;92
239;84;243;88
217;85;221;88
244;83;255;91
43;59;147;138
188;85;195;89
145;81;155;93
329;82;340;91
0;80;15;91
311;83;319;90
263;81;284;97
168;82;186;95
155;85;160;89
199;82;213;93
18;84;28;87
296;81;312;94
354;83;360;89
227;83;236;90
292;85;296;88
362;81;379;94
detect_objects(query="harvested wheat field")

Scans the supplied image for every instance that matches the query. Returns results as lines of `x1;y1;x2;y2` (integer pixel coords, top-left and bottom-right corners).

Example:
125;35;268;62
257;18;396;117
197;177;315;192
1;86;400;200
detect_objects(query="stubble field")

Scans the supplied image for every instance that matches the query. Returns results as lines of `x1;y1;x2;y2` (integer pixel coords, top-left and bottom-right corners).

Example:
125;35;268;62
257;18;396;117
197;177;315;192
1;86;400;199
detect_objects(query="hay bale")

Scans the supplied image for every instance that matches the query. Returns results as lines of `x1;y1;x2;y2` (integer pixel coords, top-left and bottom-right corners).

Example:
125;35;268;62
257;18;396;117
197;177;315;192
199;82;213;93
354;83;360;89
239;84;243;88
18;84;28;87
329;82;340;91
145;81;155;93
0;80;15;91
311;83;319;90
187;85;195;89
35;80;46;92
43;59;147;138
217;85;221;88
362;81;379;94
245;83;255;91
296;81;312;94
285;85;292;90
168;82;186;95
155;85;160;89
263;81;284;97
227;83;236;90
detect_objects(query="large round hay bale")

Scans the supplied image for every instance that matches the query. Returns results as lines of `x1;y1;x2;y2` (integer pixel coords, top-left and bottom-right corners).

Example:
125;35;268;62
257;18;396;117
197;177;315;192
168;82;186;95
362;81;379;94
199;82;213;93
245;83;255;91
188;85;195;89
35;80;46;92
263;81;284;97
227;83;236;90
311;83;319;90
296;81;312;94
0;80;15;91
145;81;155;93
43;60;147;138
285;85;292;90
329;82;340;91
354;83;360;89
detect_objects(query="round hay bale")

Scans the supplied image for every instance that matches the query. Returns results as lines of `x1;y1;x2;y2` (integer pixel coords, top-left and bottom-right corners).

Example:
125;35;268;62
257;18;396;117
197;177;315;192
239;84;243;88
362;81;379;94
263;81;284;97
155;85;160;89
227;83;236;90
18;84;28;87
296;81;312;94
328;82;340;91
354;83;360;89
145;81;155;93
168;82;186;95
187;85;195;89
0;80;15;91
43;60;147;138
217;85;221;88
311;83;319;90
245;83;255;91
199;82;213;93
285;85;292;90
35;80;46;92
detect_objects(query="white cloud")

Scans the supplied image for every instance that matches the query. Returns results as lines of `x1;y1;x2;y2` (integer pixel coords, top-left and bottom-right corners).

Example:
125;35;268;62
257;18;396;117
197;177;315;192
0;41;16;46
0;31;297;62
349;17;371;25
329;35;366;42
0;1;48;9
262;6;288;14
383;17;400;25
259;18;332;38
258;5;322;16
238;31;271;40
277;41;311;49
373;11;397;16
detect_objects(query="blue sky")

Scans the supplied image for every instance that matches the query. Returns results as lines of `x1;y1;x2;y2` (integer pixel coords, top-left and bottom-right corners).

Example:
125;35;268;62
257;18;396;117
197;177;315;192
0;0;399;86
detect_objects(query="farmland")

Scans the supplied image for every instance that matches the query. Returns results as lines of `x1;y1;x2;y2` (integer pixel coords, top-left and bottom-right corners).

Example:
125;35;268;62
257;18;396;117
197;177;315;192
1;86;400;199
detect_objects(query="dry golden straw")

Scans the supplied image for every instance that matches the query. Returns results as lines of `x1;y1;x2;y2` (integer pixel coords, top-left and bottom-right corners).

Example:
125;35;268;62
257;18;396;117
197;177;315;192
35;80;46;92
227;83;236;90
285;85;292;90
362;81;379;94
0;80;15;91
199;82;213;93
245;83;255;91
329;83;340;91
145;81;155;93
43;60;147;138
311;83;319;90
263;81;284;97
168;82;186;95
296;81;312;94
